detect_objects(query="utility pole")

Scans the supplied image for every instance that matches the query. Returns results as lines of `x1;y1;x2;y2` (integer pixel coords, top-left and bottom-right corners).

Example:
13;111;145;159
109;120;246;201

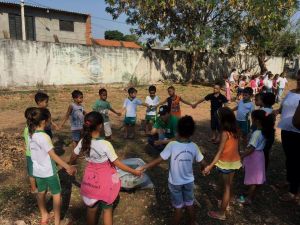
21;0;26;40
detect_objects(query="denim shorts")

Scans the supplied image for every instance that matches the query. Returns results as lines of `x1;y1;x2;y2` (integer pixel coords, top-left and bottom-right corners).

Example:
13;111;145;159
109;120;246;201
72;130;81;142
168;182;194;209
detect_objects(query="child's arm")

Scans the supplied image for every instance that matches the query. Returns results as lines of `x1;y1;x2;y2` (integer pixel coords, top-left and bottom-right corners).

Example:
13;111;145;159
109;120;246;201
241;146;255;159
203;132;228;175
141;156;164;171
51;121;60;131
59;105;73;129
69;152;79;165
110;107;121;116
192;98;205;108
157;98;167;107
232;106;238;111
180;97;193;107
48;149;76;175
113;159;142;176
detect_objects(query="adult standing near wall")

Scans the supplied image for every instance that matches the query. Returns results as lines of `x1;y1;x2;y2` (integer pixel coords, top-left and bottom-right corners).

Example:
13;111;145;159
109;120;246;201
277;69;300;202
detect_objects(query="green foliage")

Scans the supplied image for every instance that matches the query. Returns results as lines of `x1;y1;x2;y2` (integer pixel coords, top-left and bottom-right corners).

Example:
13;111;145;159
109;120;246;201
105;30;124;41
123;34;139;42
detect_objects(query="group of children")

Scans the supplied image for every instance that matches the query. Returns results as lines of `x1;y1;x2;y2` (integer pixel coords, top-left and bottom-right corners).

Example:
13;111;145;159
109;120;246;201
226;69;288;103
23;81;278;225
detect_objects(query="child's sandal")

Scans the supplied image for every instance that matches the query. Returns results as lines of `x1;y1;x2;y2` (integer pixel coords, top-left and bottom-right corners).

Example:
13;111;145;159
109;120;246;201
208;211;226;221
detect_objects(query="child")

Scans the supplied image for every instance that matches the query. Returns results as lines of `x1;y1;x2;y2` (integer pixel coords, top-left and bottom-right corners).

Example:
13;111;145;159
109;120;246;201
92;88;121;139
237;76;247;100
272;74;279;96
276;72;288;103
69;111;142;225
263;73;274;93
24;107;37;193
204;107;241;221
60;90;85;147
193;83;228;144
238;110;274;204
34;91;59;138
145;85;160;134
233;87;255;144
254;93;264;109
250;75;258;95
123;87;148;139
261;93;276;169
159;86;193;118
141;116;204;225
27;107;76;225
224;75;231;101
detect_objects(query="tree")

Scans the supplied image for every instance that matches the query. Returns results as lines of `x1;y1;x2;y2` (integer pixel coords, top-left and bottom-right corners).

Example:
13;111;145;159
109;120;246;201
105;0;242;82
123;34;139;42
233;0;299;72
104;30;124;41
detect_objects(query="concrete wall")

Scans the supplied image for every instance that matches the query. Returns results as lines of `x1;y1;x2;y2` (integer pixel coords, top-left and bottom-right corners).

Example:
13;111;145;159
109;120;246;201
0;40;296;88
0;5;88;44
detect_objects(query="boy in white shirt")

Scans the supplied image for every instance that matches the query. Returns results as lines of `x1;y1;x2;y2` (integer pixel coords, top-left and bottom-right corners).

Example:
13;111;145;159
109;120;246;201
123;87;148;139
141;116;205;225
145;85;160;134
277;73;288;102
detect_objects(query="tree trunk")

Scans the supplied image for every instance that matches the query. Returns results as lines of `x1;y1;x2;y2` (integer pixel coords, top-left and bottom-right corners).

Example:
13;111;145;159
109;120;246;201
257;54;268;74
188;51;197;83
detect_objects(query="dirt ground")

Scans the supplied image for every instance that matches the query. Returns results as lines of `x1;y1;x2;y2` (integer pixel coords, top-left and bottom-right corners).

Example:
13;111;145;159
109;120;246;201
0;82;299;225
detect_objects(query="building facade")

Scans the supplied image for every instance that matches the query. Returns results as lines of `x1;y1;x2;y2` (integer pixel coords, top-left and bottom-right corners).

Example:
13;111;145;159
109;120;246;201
0;1;92;45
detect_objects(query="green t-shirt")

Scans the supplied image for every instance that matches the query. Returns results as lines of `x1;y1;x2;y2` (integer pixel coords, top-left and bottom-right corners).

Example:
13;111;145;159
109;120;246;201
153;115;178;139
23;126;31;156
92;99;112;122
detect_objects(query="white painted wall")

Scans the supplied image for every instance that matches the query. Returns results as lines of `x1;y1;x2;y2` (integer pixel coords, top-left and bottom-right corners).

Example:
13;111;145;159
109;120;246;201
0;40;295;88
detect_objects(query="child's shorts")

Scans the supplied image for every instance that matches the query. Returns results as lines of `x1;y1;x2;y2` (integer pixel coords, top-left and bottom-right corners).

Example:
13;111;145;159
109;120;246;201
104;122;112;137
36;174;61;195
124;117;136;126
26;156;34;177
72;129;81;142
145;115;156;123
216;166;237;174
168;182;194;209
83;196;113;209
237;120;250;136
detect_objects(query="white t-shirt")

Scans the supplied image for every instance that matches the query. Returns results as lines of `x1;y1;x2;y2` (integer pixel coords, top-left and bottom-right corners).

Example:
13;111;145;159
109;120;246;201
264;79;273;89
261;107;273;115
145;96;160;116
123;98;142;117
229;72;235;82
160;141;204;185
236;100;255;121
248;130;266;151
74;139;118;163
30;131;56;178
277;77;288;89
278;91;300;133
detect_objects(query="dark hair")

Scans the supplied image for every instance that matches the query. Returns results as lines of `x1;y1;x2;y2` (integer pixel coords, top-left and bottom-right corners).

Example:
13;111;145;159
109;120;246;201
217;107;238;138
243;87;253;96
148;85;156;92
81;111;104;156
72;90;83;99
99;88;107;95
251;75;256;80
34;92;49;104
262;93;276;107
214;82;222;87
26;108;51;135
255;92;263;100
128;87;137;94
231;68;236;72
168;86;175;91
177;116;195;138
24;107;36;119
251;110;275;139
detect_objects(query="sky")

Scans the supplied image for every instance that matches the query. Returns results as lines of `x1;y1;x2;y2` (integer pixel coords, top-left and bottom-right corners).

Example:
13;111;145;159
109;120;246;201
22;0;135;40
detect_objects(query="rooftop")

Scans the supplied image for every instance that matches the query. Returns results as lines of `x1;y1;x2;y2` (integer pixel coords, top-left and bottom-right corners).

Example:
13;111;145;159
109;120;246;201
0;0;89;17
93;39;141;49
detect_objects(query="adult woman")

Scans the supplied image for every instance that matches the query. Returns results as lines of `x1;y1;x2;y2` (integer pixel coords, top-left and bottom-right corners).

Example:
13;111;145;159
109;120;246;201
277;70;300;202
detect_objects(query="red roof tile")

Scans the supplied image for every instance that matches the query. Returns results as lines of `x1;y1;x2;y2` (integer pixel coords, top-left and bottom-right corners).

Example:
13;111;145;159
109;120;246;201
93;39;141;49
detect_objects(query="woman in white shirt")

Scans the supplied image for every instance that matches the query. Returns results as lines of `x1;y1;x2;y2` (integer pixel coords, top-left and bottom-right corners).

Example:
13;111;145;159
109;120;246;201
277;70;300;203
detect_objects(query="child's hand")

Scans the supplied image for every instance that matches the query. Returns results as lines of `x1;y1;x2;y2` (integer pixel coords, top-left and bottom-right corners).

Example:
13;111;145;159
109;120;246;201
133;169;143;177
203;165;212;176
66;165;77;176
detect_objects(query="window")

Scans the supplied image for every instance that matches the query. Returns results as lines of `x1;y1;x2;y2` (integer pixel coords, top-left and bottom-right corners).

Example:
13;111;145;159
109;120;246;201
8;14;35;41
59;20;74;32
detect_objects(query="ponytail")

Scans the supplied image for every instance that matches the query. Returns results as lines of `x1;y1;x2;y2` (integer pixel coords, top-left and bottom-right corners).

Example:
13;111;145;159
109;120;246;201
26;107;51;135
81;112;103;156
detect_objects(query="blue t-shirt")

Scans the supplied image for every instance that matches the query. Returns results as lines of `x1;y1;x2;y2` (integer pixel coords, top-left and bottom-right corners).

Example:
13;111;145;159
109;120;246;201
236;100;255;121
